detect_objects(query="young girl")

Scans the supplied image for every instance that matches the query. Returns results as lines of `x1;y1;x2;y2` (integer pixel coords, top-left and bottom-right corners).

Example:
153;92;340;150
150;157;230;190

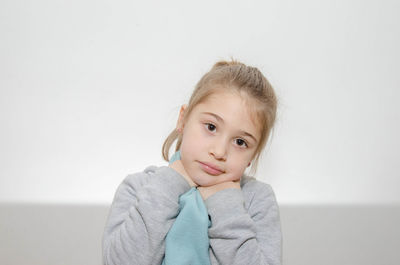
102;60;282;265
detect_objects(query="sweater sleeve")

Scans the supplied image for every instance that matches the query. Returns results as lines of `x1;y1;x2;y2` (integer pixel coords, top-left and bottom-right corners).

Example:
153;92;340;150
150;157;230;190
204;180;282;265
102;166;191;265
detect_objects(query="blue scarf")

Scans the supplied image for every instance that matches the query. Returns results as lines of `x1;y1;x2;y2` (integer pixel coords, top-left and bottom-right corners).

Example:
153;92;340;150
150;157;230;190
162;151;211;265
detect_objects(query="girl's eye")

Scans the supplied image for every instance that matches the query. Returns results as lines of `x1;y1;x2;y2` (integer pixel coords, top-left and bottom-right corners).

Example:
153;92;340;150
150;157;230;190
235;138;248;148
206;123;216;132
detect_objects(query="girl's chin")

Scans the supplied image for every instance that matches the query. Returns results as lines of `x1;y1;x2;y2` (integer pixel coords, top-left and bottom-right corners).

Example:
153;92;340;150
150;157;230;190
191;177;218;187
193;177;233;187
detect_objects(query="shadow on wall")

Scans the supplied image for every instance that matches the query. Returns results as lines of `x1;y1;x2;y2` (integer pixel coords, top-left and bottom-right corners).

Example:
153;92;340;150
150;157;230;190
0;203;399;265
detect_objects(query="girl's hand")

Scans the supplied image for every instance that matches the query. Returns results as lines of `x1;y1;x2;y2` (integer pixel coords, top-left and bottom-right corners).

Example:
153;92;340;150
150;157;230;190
197;180;241;200
169;160;198;187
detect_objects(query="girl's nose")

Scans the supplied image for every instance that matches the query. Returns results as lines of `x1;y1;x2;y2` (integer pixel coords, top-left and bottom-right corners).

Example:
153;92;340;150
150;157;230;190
209;139;227;161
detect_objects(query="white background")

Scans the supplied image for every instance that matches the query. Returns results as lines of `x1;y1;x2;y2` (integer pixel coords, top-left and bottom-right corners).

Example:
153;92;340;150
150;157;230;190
1;0;399;205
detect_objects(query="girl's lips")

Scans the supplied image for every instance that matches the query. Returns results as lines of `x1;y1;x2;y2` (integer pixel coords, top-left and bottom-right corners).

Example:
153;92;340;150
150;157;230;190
198;161;224;175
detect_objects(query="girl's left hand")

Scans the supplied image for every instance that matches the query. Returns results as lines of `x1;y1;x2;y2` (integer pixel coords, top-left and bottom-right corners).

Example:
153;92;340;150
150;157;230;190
197;180;241;200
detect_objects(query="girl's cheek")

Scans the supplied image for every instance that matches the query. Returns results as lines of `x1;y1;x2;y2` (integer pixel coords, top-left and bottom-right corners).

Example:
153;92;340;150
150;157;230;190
226;171;242;182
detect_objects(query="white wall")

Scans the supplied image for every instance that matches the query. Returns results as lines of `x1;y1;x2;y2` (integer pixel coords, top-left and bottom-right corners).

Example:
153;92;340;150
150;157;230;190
1;0;399;205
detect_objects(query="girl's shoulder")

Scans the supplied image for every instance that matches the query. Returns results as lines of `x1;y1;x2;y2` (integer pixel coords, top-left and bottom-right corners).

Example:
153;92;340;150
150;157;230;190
123;165;176;182
121;165;160;186
126;165;168;176
118;165;187;193
240;175;278;207
240;174;274;193
116;165;191;200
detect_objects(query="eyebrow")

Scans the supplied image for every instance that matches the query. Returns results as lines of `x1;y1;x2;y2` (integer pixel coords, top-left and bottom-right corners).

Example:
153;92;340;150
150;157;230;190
201;112;258;143
202;112;224;123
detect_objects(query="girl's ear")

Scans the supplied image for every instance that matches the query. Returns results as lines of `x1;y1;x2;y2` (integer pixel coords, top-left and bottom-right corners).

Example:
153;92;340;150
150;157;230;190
176;104;187;132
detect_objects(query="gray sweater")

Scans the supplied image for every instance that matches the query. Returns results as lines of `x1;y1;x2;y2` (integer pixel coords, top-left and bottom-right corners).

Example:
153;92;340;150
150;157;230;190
102;165;282;265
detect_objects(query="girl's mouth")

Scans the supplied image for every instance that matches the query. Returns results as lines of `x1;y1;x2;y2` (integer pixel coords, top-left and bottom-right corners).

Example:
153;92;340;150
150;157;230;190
198;161;224;175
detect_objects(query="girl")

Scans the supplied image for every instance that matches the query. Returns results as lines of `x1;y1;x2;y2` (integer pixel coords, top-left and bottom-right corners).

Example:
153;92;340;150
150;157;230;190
102;60;282;265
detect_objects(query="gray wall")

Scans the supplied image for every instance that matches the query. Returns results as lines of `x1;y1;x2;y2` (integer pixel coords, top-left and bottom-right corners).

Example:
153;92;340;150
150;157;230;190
1;203;399;265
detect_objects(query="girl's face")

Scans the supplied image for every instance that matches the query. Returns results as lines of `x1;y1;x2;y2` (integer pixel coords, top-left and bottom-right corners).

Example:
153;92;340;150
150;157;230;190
178;89;261;187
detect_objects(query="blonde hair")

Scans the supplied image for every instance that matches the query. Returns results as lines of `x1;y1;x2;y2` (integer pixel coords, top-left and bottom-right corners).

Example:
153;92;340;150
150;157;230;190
162;59;277;175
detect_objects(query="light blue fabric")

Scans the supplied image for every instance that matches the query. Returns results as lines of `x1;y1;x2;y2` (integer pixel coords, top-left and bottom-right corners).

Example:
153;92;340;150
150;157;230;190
169;150;181;164
162;151;211;265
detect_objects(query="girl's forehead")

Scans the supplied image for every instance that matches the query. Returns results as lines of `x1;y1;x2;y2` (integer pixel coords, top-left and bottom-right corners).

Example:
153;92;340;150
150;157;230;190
200;90;258;117
193;90;262;137
198;89;244;108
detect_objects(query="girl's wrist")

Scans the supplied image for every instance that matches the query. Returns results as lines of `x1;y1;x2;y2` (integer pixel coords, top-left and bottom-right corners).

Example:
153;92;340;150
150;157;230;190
169;160;197;187
198;181;240;200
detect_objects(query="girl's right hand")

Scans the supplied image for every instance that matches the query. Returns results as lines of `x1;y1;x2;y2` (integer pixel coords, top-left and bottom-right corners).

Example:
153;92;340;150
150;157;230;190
169;160;198;187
